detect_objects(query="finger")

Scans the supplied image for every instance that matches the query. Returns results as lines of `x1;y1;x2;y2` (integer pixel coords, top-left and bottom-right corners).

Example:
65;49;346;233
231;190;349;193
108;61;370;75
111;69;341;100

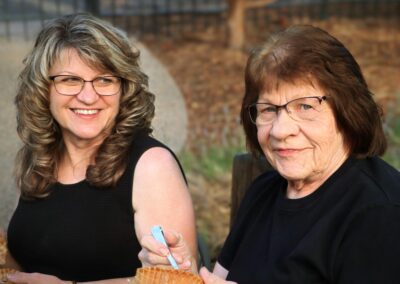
199;267;238;284
140;234;169;256
200;267;217;284
162;230;183;248
162;230;193;269
138;248;171;267
177;258;192;270
7;271;30;283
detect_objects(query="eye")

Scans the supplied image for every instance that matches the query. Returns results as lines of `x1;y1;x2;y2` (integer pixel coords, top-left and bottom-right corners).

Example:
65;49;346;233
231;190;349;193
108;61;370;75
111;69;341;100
59;76;81;83
61;76;81;82
258;104;276;113
299;103;314;111
95;77;115;85
290;98;319;112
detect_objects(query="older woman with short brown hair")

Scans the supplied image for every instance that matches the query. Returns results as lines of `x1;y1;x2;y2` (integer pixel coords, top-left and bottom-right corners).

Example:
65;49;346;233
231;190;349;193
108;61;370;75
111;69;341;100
140;25;400;284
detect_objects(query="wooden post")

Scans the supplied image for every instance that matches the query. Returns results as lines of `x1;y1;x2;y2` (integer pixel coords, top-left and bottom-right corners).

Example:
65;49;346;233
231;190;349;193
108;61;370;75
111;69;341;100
226;0;277;50
227;0;245;50
230;153;273;227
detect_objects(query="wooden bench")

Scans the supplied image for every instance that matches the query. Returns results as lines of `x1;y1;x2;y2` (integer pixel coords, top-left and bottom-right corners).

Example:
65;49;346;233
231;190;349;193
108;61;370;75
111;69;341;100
230;153;273;227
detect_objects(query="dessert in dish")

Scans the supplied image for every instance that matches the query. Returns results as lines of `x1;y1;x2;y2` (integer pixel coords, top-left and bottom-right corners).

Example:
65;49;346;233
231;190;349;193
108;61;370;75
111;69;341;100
134;267;204;284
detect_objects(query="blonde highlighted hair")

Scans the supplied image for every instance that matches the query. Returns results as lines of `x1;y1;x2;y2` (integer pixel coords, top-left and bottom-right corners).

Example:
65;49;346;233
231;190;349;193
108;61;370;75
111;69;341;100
15;13;155;198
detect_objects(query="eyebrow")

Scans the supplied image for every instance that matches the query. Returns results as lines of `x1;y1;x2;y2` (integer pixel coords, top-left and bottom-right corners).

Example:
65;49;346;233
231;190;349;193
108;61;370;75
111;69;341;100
257;93;311;103
51;73;116;78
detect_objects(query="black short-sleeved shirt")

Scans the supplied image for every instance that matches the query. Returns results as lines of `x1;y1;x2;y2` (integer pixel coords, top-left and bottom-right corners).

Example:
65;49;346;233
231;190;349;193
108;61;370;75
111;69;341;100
7;135;183;282
218;156;400;284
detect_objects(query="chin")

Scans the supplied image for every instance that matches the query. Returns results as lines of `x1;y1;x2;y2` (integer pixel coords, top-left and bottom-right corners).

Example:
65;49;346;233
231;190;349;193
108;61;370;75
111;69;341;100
70;130;104;141
280;172;306;181
275;165;307;180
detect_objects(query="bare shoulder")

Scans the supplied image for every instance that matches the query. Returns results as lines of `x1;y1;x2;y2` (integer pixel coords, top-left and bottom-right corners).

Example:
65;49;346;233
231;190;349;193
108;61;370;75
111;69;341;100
136;146;179;171
132;146;187;202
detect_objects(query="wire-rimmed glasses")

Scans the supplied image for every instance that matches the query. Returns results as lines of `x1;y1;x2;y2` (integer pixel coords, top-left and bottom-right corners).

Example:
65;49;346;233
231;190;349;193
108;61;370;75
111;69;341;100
248;96;328;125
49;75;122;96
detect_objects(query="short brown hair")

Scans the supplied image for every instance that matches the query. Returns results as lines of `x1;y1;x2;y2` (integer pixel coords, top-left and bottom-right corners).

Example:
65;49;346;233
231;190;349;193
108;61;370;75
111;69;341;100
241;25;386;157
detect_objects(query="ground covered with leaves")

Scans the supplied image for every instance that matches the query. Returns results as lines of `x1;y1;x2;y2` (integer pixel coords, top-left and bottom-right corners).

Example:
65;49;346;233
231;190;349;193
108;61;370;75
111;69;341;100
142;18;400;262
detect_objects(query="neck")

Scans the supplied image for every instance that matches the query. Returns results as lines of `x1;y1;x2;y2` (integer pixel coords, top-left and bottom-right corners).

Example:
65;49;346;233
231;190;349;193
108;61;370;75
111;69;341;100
286;152;349;199
57;140;102;184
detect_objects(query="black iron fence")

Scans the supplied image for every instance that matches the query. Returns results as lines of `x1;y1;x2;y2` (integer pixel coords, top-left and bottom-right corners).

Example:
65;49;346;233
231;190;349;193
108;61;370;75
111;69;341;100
0;0;399;41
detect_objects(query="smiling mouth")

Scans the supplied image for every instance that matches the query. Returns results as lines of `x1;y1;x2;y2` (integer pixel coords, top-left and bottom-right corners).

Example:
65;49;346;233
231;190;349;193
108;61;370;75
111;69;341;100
275;148;303;156
72;109;99;115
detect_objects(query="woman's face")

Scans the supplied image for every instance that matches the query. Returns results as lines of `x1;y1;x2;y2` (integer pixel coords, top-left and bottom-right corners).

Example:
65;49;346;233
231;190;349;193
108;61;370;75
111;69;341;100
48;48;121;146
256;82;349;196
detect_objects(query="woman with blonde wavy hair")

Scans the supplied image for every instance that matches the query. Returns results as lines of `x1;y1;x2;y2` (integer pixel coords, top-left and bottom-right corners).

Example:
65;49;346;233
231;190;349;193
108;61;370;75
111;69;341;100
3;13;197;283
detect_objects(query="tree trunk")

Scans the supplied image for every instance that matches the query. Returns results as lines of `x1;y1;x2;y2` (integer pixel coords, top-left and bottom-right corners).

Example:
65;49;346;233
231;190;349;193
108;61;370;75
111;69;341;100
226;0;276;50
227;0;246;50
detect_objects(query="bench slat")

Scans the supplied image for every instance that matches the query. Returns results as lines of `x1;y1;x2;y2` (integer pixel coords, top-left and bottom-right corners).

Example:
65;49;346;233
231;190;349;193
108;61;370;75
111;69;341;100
230;153;273;227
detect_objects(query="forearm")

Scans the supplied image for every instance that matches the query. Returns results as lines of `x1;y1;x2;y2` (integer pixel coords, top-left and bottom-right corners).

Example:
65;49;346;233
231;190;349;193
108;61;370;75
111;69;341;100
73;278;134;284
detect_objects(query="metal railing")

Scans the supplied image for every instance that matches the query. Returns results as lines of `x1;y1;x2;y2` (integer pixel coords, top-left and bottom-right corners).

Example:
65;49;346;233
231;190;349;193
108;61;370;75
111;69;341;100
0;0;398;41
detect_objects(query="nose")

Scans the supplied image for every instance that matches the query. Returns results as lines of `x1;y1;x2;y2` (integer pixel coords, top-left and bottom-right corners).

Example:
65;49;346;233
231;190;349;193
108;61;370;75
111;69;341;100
268;108;299;139
75;81;99;104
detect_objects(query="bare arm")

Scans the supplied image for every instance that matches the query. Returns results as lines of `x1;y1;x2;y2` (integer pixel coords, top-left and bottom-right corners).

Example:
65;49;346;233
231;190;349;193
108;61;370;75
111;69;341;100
132;147;197;268
6;272;135;284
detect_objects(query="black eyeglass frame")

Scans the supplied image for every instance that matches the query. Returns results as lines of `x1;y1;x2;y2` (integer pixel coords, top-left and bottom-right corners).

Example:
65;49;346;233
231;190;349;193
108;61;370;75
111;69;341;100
247;95;328;125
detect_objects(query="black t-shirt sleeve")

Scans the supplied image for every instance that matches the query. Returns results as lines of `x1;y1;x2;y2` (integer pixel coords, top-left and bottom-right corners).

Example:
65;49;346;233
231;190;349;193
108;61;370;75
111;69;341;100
334;204;400;284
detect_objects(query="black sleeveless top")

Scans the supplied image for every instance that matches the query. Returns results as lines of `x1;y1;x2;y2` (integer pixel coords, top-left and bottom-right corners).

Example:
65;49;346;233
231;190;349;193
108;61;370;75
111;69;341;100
7;135;182;282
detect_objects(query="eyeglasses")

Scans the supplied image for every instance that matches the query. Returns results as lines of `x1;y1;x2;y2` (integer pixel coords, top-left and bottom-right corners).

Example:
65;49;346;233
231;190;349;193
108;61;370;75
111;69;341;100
248;96;328;125
49;75;122;96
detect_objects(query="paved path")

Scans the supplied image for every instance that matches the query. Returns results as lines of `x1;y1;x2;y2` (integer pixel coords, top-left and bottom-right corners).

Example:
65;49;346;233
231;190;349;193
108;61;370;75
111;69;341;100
0;39;187;229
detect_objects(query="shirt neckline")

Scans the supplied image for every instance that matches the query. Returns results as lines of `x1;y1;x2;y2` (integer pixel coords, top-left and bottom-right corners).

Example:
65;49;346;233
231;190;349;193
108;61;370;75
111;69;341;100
55;179;87;189
277;155;356;211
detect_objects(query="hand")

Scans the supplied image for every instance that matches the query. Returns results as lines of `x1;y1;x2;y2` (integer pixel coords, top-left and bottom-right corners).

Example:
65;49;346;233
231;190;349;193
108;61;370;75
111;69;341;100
199;267;237;284
139;229;193;271
7;271;70;284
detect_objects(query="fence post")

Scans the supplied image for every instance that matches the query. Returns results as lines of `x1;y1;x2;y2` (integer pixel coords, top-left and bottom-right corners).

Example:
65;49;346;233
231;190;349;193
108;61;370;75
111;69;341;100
230;153;273;227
